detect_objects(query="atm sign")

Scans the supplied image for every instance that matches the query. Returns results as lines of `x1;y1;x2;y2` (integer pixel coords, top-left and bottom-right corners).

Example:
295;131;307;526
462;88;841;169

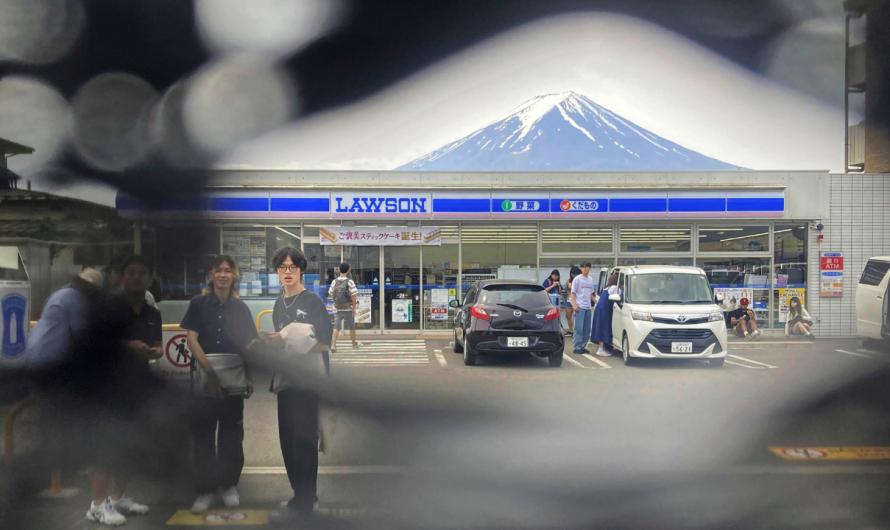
821;254;843;270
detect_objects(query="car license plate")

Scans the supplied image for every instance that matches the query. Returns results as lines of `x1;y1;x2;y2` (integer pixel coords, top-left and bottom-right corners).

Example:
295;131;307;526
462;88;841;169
671;342;693;353
507;337;529;348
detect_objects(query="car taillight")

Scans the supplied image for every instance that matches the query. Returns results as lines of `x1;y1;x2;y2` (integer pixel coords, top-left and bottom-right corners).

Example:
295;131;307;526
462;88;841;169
544;307;560;321
470;306;490;321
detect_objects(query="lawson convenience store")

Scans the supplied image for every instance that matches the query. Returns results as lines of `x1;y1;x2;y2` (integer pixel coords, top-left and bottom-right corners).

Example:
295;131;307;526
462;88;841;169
118;170;826;335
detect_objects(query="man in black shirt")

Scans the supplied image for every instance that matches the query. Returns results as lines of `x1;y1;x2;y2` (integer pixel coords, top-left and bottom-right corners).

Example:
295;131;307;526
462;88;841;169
729;297;761;341
261;247;332;521
85;255;161;525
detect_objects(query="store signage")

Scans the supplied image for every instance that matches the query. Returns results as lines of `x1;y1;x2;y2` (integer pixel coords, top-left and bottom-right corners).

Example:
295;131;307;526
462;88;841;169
0;281;29;361
820;252;843;297
332;193;431;217
117;191;786;220
778;287;806;323
319;226;441;246
430;289;449;320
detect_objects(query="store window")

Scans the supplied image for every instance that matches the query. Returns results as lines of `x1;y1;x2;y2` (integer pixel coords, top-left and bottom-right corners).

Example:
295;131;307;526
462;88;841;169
422;244;459;330
304;242;341;304
620;226;691;253
773;223;808;328
618;257;693;267
699;226;770;253
698;257;770;327
342;245;380;330
157;225;220;300
460;225;537;292
542;225;612;253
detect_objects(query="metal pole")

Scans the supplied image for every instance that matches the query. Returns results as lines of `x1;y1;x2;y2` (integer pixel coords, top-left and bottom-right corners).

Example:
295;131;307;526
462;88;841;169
844;13;851;173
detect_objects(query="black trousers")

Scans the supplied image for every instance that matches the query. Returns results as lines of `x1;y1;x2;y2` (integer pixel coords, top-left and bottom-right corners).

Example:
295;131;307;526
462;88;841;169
192;396;244;494
277;388;319;514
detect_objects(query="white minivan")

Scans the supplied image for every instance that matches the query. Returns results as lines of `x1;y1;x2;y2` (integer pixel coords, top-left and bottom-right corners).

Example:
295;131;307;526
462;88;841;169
855;257;890;344
606;266;728;367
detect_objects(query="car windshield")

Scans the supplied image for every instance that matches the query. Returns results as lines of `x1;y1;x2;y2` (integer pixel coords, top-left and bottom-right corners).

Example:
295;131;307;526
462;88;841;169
479;285;551;310
627;273;713;304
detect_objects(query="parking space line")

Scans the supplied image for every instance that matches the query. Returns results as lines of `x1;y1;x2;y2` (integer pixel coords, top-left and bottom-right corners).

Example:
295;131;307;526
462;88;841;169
562;353;598;369
433;349;447;368
837;349;882;360
724;359;765;369
582;353;613;369
727;354;778;369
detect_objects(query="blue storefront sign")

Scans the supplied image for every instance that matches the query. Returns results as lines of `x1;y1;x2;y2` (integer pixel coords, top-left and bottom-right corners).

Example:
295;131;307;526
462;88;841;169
117;190;785;220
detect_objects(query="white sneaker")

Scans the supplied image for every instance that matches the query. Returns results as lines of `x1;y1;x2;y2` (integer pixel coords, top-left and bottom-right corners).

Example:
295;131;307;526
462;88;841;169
754;330;762;341
221;486;240;508
596;349;611;357
87;499;127;526
112;495;149;515
744;333;752;341
191;493;215;512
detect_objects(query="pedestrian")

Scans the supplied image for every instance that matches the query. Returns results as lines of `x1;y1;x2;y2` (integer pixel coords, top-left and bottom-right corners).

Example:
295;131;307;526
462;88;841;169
591;273;621;357
328;262;360;353
563;266;581;336
785;296;815;339
570;262;595;354
729;297;761;341
84;255;162;526
263;247;333;521
180;256;257;512
542;270;562;309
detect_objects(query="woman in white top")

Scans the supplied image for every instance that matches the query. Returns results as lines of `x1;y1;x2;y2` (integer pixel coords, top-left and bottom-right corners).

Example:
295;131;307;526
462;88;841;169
785;296;815;339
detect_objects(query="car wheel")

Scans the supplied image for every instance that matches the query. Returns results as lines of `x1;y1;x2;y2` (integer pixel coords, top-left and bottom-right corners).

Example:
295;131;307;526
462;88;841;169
622;333;636;366
463;342;478;366
452;329;464;353
710;358;725;368
549;351;564;367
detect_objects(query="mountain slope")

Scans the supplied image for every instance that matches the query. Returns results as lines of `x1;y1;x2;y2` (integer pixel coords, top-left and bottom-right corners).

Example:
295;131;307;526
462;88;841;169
397;91;741;171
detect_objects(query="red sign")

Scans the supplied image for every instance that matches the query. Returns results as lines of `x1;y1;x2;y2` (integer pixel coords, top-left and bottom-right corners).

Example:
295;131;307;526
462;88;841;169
821;255;844;270
165;334;192;368
430;307;448;315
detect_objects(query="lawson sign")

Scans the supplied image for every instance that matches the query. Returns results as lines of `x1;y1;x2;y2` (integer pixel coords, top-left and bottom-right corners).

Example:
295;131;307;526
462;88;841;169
117;190;785;219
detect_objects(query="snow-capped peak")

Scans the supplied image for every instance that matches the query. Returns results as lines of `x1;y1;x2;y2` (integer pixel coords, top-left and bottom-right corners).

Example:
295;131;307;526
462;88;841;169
398;91;741;172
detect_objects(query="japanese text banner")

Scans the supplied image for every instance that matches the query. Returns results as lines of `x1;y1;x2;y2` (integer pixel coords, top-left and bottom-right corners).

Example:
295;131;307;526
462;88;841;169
319;226;441;246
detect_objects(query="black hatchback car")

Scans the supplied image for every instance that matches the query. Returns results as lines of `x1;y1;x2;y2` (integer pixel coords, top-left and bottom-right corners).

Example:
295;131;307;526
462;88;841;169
450;280;564;367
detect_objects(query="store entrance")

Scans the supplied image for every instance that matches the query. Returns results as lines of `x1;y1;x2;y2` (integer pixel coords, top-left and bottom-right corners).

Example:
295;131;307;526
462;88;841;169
382;246;421;331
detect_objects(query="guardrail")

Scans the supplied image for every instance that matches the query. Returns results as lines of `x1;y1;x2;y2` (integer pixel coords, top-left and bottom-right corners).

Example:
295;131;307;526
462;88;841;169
256;310;273;332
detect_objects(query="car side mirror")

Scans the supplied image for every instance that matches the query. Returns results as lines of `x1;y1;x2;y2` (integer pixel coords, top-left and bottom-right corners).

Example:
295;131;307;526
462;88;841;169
608;293;621;302
449;300;460;308
715;293;725;302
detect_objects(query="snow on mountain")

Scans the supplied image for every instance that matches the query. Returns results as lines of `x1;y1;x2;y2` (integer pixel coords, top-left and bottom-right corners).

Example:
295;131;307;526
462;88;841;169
397;91;742;171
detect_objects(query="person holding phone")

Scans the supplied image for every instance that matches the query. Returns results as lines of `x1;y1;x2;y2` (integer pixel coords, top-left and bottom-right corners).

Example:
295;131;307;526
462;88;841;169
729;297;761;341
180;256;257;512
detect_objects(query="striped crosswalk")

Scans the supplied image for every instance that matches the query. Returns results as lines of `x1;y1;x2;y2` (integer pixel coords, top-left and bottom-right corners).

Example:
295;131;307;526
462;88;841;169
331;340;430;367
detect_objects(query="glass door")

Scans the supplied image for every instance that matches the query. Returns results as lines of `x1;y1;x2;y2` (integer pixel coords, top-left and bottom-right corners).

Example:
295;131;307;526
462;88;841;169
383;246;421;331
343;245;381;331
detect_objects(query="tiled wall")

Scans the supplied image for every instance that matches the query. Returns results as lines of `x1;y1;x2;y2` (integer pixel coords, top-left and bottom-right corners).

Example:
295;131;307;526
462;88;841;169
808;174;890;336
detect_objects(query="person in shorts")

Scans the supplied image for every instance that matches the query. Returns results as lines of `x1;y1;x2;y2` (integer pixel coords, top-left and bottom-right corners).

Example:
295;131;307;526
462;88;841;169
729;297;761;341
328;263;359;353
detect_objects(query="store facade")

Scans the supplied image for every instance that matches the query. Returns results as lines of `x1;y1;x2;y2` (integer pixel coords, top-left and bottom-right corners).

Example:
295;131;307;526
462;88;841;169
118;170;827;334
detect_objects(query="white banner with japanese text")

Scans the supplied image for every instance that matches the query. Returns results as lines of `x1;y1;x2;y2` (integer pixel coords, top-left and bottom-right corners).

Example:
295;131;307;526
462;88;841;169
319;226;441;246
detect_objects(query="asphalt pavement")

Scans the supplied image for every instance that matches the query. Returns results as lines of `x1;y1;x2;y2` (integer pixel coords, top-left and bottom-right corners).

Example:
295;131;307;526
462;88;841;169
8;336;890;529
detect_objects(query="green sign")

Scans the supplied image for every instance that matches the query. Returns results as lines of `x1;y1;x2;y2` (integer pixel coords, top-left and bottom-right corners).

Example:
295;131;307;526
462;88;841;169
500;200;513;211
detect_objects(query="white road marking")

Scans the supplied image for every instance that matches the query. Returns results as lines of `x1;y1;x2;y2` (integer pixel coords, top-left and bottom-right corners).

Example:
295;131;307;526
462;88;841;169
837;349;879;359
561;353;595;369
857;349;881;355
724;360;765;369
243;465;405;475
331;341;431;367
582;353;613;369
727;354;778;369
434;350;447;368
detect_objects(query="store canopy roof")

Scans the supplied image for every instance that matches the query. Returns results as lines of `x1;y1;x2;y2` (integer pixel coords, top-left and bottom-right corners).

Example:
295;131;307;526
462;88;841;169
0;138;35;156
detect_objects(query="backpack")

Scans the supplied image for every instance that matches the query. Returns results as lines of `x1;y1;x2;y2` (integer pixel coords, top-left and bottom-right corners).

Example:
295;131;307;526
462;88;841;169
331;278;351;306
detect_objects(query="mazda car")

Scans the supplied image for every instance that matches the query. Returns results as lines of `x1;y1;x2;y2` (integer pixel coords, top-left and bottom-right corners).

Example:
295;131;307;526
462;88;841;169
450;280;564;367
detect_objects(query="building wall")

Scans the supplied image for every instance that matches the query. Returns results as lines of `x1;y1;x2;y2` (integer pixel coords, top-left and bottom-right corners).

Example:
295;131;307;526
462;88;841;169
808;174;890;336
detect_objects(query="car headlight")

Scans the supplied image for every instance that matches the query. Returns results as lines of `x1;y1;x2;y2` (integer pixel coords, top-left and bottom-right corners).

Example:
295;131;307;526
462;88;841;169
631;311;653;321
709;312;724;322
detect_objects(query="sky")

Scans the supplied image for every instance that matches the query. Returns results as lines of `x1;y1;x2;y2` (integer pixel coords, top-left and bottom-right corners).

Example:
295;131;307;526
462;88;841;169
223;11;854;174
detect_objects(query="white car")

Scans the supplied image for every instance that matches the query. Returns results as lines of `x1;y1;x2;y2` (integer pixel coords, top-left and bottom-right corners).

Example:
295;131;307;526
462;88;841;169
607;266;728;367
855;256;890;344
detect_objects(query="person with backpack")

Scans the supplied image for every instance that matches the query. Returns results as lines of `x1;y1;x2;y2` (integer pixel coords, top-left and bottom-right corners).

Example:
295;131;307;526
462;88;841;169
328;263;360;353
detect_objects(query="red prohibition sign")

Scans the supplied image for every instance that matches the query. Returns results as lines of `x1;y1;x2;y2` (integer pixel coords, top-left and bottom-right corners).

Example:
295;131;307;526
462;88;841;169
165;334;192;368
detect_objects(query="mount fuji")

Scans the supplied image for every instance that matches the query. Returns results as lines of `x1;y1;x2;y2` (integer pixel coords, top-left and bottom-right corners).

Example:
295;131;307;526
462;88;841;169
397;91;742;171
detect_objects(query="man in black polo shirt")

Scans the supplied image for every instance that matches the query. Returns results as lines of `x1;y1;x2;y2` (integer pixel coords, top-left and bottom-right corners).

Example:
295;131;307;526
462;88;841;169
85;255;161;526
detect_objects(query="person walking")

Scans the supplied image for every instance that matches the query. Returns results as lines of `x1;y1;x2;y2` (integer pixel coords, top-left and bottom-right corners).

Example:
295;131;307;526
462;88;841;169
262;247;333;521
570;262;595;354
180;256;257;512
84;256;162;526
729;297;761;341
328;263;359;353
563;266;581;336
591;273;621;357
785;296;815;339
